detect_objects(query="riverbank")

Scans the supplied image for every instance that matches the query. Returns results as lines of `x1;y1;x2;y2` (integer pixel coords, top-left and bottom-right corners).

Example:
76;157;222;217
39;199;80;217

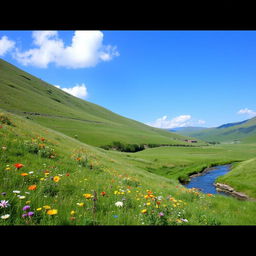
214;182;256;201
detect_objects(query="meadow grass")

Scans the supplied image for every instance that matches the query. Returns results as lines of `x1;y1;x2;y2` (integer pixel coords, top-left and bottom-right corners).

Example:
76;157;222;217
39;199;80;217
1;111;256;225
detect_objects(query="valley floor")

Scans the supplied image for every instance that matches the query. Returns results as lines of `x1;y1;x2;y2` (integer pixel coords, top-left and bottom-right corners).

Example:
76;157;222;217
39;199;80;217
1;111;256;225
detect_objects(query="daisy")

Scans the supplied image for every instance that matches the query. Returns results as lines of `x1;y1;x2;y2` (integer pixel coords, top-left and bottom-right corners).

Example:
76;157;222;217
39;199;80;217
0;200;10;208
115;201;123;207
1;214;10;220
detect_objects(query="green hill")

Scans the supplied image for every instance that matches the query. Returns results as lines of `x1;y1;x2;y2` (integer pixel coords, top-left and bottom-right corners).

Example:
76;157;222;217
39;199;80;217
0;58;200;148
175;117;256;143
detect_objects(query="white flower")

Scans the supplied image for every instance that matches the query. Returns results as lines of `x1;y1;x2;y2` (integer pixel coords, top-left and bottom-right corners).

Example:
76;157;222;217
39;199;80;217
13;190;20;194
18;196;26;199
25;192;30;194
0;200;10;208
115;201;124;207
181;218;188;222
29;171;34;174
1;214;10;220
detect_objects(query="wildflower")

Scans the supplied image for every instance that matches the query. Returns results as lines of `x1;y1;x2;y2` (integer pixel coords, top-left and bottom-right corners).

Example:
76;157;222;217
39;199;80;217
141;209;147;214
2;146;7;151
29;171;34;174
40;137;46;142
146;202;151;206
1;214;10;220
0;200;10;208
27;211;34;217
43;205;51;210
53;176;60;183
113;215;118;218
18;196;26;200
66;173;70;176
13;190;20;194
22;213;28;218
14;163;24;169
181;218;188;223
47;209;58;215
70;217;76;221
76;203;84;207
1;192;6;196
22;205;30;211
207;193;213;197
5;167;10;171
21;173;29;176
36;208;42;211
28;185;37;191
158;212;165;217
25;192;30;195
115;201;123;207
101;191;106;196
70;210;76;215
83;193;93;199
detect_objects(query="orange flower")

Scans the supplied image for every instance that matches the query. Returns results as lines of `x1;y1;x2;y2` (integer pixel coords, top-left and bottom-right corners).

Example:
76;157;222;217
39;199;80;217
47;209;58;215
101;191;106;196
21;173;29;176
40;137;46;142
207;193;213;197
53;176;60;182
76;157;81;161
28;185;37;191
14;163;24;169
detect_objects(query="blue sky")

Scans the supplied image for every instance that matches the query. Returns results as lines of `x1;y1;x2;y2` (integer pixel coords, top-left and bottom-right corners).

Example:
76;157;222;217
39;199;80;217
0;30;256;128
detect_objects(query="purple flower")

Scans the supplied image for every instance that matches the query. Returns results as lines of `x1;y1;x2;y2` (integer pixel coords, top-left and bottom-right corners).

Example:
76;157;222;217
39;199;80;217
27;211;34;217
22;213;28;218
0;200;10;208
22;205;30;211
1;192;6;196
158;212;164;217
113;215;118;218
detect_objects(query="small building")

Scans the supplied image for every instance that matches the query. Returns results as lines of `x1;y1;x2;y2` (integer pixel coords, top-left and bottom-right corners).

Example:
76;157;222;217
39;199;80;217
185;139;197;143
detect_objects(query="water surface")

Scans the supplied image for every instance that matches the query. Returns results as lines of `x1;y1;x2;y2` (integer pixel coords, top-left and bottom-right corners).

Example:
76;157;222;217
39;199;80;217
184;164;231;195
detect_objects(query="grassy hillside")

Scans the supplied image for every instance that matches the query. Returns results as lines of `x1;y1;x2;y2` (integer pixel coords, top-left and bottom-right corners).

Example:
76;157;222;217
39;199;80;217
1;110;256;225
175;117;256;143
0;58;201;147
216;158;256;198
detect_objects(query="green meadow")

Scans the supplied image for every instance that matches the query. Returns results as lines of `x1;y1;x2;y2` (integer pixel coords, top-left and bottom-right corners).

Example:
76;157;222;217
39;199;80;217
1;58;256;225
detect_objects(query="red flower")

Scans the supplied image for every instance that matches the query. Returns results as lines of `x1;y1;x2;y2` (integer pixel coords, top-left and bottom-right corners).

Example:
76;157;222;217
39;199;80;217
14;163;24;169
40;137;45;142
101;192;106;196
66;173;70;176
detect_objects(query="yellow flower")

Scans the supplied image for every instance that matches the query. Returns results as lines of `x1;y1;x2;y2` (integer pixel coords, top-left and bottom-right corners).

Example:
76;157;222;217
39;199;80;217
141;209;147;214
173;204;177;207
40;178;45;181
70;210;76;215
43;205;51;210
83;193;93;199
36;208;42;211
146;202;151;206
26;200;31;204
5;167;10;171
76;203;84;207
47;209;58;215
53;176;60;182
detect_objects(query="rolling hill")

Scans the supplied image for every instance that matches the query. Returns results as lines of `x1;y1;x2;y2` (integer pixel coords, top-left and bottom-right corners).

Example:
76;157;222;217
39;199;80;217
174;118;256;143
0;58;205;148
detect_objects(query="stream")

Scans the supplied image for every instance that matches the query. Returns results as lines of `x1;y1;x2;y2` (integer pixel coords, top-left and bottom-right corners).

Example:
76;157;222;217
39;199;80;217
184;164;231;195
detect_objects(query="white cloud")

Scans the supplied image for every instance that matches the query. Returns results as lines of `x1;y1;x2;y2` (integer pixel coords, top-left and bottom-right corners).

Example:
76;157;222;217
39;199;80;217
237;108;256;117
14;31;119;68
0;36;15;56
147;115;192;129
54;83;88;99
147;115;206;129
198;120;206;125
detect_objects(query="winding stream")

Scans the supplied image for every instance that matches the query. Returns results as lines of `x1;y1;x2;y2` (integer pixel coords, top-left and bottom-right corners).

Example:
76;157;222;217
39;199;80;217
184;164;231;195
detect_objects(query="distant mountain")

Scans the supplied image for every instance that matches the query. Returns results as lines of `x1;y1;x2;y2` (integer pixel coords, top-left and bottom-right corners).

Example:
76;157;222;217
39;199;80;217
169;126;207;132
217;119;248;129
174;117;256;143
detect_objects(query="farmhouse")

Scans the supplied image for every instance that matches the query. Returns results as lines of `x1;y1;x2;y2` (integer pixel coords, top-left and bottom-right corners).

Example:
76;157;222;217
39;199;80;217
185;139;198;143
